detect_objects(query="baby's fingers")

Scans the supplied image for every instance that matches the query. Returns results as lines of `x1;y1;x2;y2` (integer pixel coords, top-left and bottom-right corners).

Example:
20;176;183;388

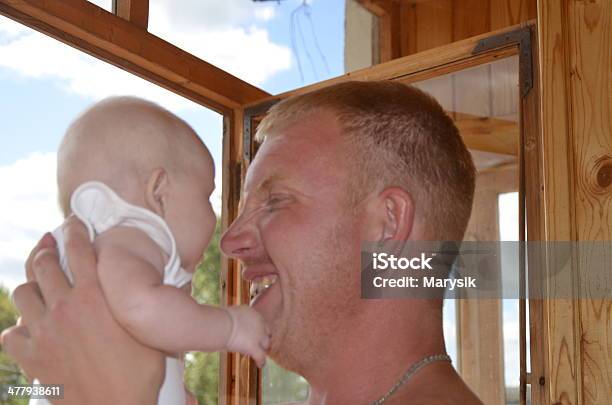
251;347;267;368
245;337;268;368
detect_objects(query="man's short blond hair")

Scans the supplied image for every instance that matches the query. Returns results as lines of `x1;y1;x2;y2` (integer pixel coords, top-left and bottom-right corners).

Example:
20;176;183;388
256;81;476;241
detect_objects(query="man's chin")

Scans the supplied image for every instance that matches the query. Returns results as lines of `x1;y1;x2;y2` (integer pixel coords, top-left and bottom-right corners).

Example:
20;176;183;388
265;321;317;378
266;338;301;375
261;317;294;368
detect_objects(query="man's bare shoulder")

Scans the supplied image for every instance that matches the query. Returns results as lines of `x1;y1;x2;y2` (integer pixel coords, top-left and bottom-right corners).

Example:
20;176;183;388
414;391;483;405
391;390;482;405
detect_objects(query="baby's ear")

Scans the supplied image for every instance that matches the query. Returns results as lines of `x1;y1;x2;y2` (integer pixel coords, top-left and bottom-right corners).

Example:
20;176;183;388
145;168;169;217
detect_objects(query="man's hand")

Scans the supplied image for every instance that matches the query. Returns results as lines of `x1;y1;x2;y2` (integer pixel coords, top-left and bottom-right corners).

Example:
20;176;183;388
0;217;164;405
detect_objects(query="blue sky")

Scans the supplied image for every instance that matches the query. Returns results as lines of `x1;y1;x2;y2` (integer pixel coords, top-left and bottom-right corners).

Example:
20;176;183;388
0;0;521;388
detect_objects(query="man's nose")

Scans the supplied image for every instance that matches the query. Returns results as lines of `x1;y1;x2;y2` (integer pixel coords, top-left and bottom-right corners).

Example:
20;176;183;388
220;213;259;260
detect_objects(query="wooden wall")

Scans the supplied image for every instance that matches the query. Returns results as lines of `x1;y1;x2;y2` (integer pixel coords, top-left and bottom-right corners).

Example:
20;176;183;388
537;1;612;404
402;0;535;55
353;0;536;64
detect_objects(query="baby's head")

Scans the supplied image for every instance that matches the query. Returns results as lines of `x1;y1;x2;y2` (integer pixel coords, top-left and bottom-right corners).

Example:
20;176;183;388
57;96;216;271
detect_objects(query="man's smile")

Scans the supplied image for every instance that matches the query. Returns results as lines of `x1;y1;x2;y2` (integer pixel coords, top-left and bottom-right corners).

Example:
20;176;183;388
250;274;279;304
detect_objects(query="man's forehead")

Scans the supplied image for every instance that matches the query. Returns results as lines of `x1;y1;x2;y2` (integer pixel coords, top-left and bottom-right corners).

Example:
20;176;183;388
244;135;342;194
243;147;307;194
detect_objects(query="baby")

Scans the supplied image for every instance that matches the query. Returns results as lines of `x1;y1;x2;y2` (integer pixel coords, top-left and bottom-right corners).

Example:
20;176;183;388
30;97;269;405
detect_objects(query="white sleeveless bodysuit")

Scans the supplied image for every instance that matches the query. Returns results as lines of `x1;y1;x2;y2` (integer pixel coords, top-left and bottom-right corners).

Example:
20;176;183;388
30;181;193;405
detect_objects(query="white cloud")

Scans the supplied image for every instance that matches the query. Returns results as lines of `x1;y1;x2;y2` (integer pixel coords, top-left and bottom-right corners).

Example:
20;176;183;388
0;16;200;112
0;12;28;37
254;6;277;22
0;0;290;112
147;3;291;86
0;152;62;291
152;0;277;30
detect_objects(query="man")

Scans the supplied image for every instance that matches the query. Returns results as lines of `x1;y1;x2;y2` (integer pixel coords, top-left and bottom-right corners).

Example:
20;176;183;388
2;81;482;404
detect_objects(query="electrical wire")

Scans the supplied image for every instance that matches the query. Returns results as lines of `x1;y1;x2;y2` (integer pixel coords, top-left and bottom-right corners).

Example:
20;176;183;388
290;0;331;83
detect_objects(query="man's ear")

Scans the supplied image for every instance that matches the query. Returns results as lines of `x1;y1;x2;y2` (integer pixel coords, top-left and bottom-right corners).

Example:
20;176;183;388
365;187;415;242
145;168;169;217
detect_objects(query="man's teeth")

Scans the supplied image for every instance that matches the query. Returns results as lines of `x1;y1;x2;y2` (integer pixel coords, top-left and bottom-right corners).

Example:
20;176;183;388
250;274;278;300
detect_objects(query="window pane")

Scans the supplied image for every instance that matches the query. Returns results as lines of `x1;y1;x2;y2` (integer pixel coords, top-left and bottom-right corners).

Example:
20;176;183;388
404;55;521;404
499;192;529;405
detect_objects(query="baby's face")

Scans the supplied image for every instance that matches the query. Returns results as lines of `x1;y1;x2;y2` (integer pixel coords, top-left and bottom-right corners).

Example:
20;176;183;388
164;156;216;272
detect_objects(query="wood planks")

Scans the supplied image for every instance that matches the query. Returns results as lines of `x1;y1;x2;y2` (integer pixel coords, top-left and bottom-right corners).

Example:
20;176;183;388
403;0;453;55
520;23;549;405
220;109;259;405
0;0;270;114
537;1;612;404
454;114;519;156
112;0;149;30
360;0;537;58
220;112;241;404
358;0;402;61
221;109;261;405
566;1;612;403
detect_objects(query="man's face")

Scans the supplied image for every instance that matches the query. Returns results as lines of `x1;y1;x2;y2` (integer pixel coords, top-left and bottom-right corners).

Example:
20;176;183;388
220;111;364;372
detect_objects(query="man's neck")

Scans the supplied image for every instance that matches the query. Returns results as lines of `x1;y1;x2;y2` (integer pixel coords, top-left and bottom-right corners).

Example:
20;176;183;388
287;363;482;405
302;303;447;405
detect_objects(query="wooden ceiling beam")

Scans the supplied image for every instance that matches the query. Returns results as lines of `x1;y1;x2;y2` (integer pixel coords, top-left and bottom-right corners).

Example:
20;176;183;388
113;0;148;30
0;0;271;114
454;113;518;156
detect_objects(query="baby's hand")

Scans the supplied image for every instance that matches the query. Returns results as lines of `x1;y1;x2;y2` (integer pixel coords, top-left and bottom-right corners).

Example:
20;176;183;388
225;306;270;368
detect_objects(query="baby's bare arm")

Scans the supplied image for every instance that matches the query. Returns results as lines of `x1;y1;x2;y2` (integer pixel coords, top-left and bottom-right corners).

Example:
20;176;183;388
95;227;234;353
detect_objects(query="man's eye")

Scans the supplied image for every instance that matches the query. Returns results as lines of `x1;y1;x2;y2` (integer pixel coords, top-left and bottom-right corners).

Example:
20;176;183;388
266;195;287;211
268;196;283;204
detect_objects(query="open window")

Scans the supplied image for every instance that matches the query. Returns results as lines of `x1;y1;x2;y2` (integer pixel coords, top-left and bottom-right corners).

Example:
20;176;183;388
238;23;540;405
